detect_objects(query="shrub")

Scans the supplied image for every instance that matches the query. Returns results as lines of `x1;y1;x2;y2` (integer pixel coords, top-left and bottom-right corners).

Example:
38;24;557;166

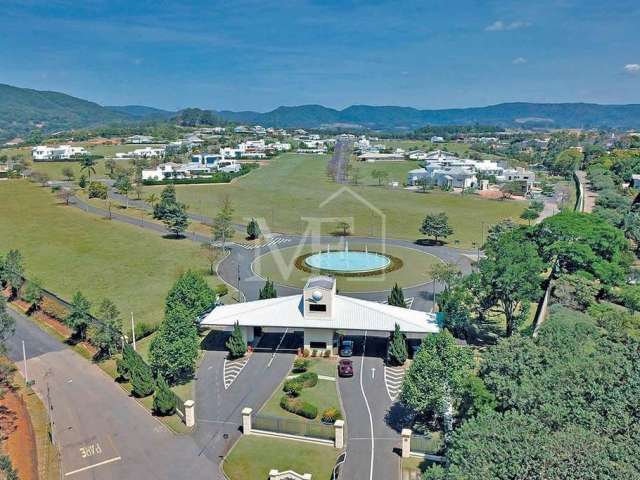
134;321;157;340
88;181;108;199
153;373;176;416
226;321;247;359
279;396;318;419
283;379;302;397
321;407;342;424
131;358;155;397
323;349;331;358
292;358;309;373
311;349;317;357
215;284;229;298
302;348;310;358
296;372;318;388
40;297;69;321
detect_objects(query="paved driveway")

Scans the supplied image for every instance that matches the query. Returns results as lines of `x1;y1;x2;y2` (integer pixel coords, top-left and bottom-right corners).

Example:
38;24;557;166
6;309;222;480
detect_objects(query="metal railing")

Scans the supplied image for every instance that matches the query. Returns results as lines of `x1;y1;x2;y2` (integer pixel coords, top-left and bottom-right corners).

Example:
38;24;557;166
410;433;443;455
253;413;335;441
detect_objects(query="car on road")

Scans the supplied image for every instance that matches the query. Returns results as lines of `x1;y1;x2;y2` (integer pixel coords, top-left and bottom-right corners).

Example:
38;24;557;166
339;340;354;357
338;359;354;377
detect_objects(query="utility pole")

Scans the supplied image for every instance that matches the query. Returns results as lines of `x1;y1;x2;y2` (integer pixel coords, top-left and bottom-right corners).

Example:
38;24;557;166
432;280;437;313
22;340;28;383
47;382;55;445
237;264;241;302
131;312;137;351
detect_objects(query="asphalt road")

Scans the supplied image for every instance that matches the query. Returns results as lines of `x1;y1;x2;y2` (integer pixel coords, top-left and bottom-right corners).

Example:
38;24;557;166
6;308;222;480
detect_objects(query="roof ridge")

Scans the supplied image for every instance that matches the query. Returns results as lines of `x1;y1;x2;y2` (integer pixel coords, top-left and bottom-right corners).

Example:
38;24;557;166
336;294;428;327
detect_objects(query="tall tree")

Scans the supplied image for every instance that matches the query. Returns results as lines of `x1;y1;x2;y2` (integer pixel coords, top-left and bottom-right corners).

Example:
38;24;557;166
388;283;406;308
400;330;473;427
258;278;278;299
0;297;15;354
79;156;97;182
479;231;544;336
420;212;454;244
387;323;408;366
165;270;216;321
1;249;24;299
149;303;200;384
89;298;122;359
162;202;189;237
130;350;155;397
66;291;92;340
212;196;235;248
226;321;247;359
113;173;132;208
153;373;176;416
200;241;224;275
246;218;261;240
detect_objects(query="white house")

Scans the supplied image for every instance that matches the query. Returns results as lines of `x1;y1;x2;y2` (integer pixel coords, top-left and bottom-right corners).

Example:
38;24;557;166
201;276;439;354
430;136;445;143
125;135;154;144
32;145;87;160
115;147;165;159
141;162;210;181
498;167;536;189
357;152;404;162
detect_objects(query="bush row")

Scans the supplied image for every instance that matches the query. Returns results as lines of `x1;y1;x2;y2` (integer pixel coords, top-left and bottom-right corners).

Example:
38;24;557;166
279;395;318;419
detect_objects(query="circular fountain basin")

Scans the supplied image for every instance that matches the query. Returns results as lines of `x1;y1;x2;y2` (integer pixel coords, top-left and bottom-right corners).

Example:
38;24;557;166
304;250;391;273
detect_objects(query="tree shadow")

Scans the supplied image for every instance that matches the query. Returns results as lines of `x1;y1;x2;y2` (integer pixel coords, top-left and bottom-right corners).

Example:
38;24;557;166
161;233;186;240
414;239;446;247
385;402;415;433
200;329;230;351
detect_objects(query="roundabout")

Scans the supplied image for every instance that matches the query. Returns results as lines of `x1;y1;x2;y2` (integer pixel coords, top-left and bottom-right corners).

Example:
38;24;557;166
252;242;442;293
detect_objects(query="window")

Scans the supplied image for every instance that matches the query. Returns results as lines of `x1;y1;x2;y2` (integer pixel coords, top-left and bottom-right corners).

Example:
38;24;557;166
309;304;326;312
310;341;327;349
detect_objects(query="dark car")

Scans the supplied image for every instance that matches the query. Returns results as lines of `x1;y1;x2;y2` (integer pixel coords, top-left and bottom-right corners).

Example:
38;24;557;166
338;359;354;377
340;340;354;357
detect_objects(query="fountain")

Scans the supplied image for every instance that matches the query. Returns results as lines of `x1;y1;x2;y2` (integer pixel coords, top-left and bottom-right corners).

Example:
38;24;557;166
304;244;391;274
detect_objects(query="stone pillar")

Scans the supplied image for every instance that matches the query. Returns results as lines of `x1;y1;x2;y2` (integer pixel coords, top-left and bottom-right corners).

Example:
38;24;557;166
401;428;412;458
334;419;345;449
242;407;253;435
184;400;195;428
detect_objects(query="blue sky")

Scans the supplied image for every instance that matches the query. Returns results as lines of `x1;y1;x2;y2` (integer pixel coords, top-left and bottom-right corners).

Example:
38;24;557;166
2;0;640;111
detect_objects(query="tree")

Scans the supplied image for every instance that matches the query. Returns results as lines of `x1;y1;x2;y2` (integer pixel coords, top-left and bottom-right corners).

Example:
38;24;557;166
246;218;261;240
387;323;408;366
104;158;116;176
165;270;216;321
479;232;544;336
61;166;75;181
162;202;189;237
66;291;92;340
388;283;406;307
520;207;539;225
212;196;235;247
623;210;640;251
79;156;97;181
0;297;15;354
552;148;583;176
258;278;278;299
371;169;389;186
88;181;108;199
146;192;160;210
429;263;461;292
416;176;432;193
420;212;453;244
153;184;178;219
130;352;155;397
21;278;43;312
225;321;247;359
78;173;87;189
56;187;74;206
153;373;176;415
113;173;132;208
200;241;224;275
116;343;136;381
400;330;473;426
89;298;122;359
0;249;24;298
438;282;475;338
336;221;351;236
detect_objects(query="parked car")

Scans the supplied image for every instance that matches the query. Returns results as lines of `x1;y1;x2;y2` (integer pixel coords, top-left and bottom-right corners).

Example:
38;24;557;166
340;340;354;357
338;359;354;377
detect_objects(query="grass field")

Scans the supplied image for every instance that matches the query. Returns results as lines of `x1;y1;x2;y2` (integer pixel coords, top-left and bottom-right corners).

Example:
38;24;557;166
146;153;526;248
223;436;337;480
253;244;441;292
0;180;223;329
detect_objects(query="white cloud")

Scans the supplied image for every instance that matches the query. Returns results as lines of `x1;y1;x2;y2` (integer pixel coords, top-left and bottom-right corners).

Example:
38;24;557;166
624;64;640;74
485;20;530;31
513;57;527;64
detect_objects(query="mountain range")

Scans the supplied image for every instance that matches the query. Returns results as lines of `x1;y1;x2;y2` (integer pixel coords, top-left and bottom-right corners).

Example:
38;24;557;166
3;82;640;142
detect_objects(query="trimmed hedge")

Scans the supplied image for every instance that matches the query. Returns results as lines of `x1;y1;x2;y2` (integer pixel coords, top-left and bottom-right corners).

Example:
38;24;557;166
295;372;318;388
294;250;404;278
279;395;318;419
292;358;309;373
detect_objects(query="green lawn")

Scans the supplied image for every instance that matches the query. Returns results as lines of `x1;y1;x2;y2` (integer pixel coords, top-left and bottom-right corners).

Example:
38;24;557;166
0;180;223;330
260;358;342;424
30;159;113;180
253;243;441;292
145;153;526;248
223;436;337;480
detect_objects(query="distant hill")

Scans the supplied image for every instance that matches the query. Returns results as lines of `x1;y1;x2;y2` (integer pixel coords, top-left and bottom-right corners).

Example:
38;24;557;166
4;82;640;143
105;105;174;120
214;102;640;130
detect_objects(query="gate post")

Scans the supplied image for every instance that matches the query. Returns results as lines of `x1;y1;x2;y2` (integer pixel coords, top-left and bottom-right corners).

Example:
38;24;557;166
242;407;253;435
334;419;345;449
184;400;195;428
401;429;412;458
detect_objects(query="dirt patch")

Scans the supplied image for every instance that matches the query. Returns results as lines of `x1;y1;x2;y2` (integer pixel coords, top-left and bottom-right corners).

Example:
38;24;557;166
0;389;38;480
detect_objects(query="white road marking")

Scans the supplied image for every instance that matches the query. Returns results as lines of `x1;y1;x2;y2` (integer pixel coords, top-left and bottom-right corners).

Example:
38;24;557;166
223;357;250;390
64;456;121;476
384;366;406;401
371;367;375;379
381;297;414;309
359;331;375;480
267;328;289;368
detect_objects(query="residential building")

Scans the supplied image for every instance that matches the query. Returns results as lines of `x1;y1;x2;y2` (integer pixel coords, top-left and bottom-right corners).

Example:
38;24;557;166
357;152;404;162
32;145;88;160
201;276;438;354
115;147;165;159
632;174;640;189
141;162;210;181
430;136;445;143
125;135;154;144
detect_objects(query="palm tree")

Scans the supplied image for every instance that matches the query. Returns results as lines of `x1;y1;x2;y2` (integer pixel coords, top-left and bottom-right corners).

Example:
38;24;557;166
145;192;159;209
79;156;97;182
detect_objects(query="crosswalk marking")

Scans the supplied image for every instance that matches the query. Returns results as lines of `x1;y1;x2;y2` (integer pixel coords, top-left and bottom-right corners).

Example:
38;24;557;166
223;356;250;390
381;297;414;309
384;365;406;401
234;236;291;250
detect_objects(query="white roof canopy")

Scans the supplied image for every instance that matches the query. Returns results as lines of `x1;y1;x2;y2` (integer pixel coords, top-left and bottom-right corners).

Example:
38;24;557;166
201;294;439;334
